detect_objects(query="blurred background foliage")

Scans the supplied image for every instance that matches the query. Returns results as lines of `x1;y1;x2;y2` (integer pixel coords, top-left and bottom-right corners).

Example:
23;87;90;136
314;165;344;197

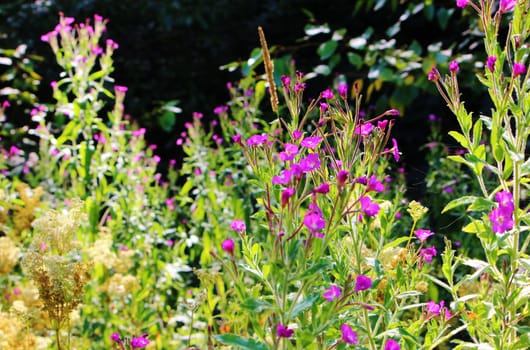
1;0;488;196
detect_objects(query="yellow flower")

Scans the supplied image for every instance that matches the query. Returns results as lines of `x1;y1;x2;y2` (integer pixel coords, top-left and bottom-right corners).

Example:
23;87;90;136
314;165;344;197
407;200;428;222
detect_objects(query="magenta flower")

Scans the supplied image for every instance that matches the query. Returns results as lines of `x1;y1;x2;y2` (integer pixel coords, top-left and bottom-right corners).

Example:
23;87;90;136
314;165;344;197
303;211;326;232
131;334;150;348
486;56;497;72
378;119;389;130
313;183;330;194
221;239;235;255
415;229;435;242
456;0;468;8
272;169;293;185
231;219;246;232
428;67;440;81
110;333;122;343
386;109;400;116
489;207;514;233
246;133;268;146
360;196;379;217
279;143;299;162
281;188;296;207
496;190;514;210
385;339;401;350
420;246;437;263
449;60;460;73
338;83;348;98
281;75;291;88
513;62;527;77
292;130;303;140
355;123;374;137
367;175;385;192
392;138;400;162
301;136;323;149
340;324;358;344
320;102;328;112
295;82;306;92
500;0;517;12
337;170;349;187
321;88;334;99
426;300;451;319
354;275;372;292
323;285;341;301
299;153;321;172
213;105;229;115
277;322;294;338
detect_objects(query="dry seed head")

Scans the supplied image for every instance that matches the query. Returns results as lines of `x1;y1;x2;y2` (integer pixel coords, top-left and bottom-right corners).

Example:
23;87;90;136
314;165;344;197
258;26;278;113
0;236;20;274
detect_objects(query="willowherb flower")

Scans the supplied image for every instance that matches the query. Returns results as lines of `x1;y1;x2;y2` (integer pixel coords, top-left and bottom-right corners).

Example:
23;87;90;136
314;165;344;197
110;332;122;343
279;143;299;162
378;119;389;130
449;60;460;73
281;75;291;89
320;102;328;112
131;334;150;348
300;136;323;149
426;300;451;319
367;174;385;192
355;123;373;137
338;83;348;98
340;324;358;344
213;105;229;115
354;275;372;292
360;196;379;217
500;0;517;12
230;219;246;232
415;229;435;242
281;188;296;207
221;239;235;255
495;190;514;211
323;285;341;301
321;88;334;99
299;153;321;172
489;190;514;233
489;207;514;233
420;246;437;263
392;138;400;161
246;133;268;146
513;62;527;77
292;130;303;140
486;56;497;72
385;339;401;350
303;211;326;233
337;170;349;186
272;169;293;185
456;0;468;8
277;322;294;338
428;67;440;81
313;183;330;194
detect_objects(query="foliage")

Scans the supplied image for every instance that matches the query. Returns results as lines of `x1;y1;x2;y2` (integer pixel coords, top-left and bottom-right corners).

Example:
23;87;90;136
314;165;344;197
0;1;529;349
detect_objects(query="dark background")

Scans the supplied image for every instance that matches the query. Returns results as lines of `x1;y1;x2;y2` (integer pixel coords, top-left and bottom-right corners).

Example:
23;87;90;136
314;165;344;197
0;0;486;198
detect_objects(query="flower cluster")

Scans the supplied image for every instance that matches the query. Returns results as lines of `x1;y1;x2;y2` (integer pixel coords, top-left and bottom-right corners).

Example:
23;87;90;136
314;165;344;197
489;190;514;234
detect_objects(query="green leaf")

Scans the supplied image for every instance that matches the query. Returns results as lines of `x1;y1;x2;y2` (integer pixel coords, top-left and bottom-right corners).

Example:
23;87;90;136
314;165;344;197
299;259;331;280
240;298;275;313
448;131;469;149
462;219;485;234
317;40;338;60
347;52;363;69
442;196;478;213
291;293;320;318
214;334;268;350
